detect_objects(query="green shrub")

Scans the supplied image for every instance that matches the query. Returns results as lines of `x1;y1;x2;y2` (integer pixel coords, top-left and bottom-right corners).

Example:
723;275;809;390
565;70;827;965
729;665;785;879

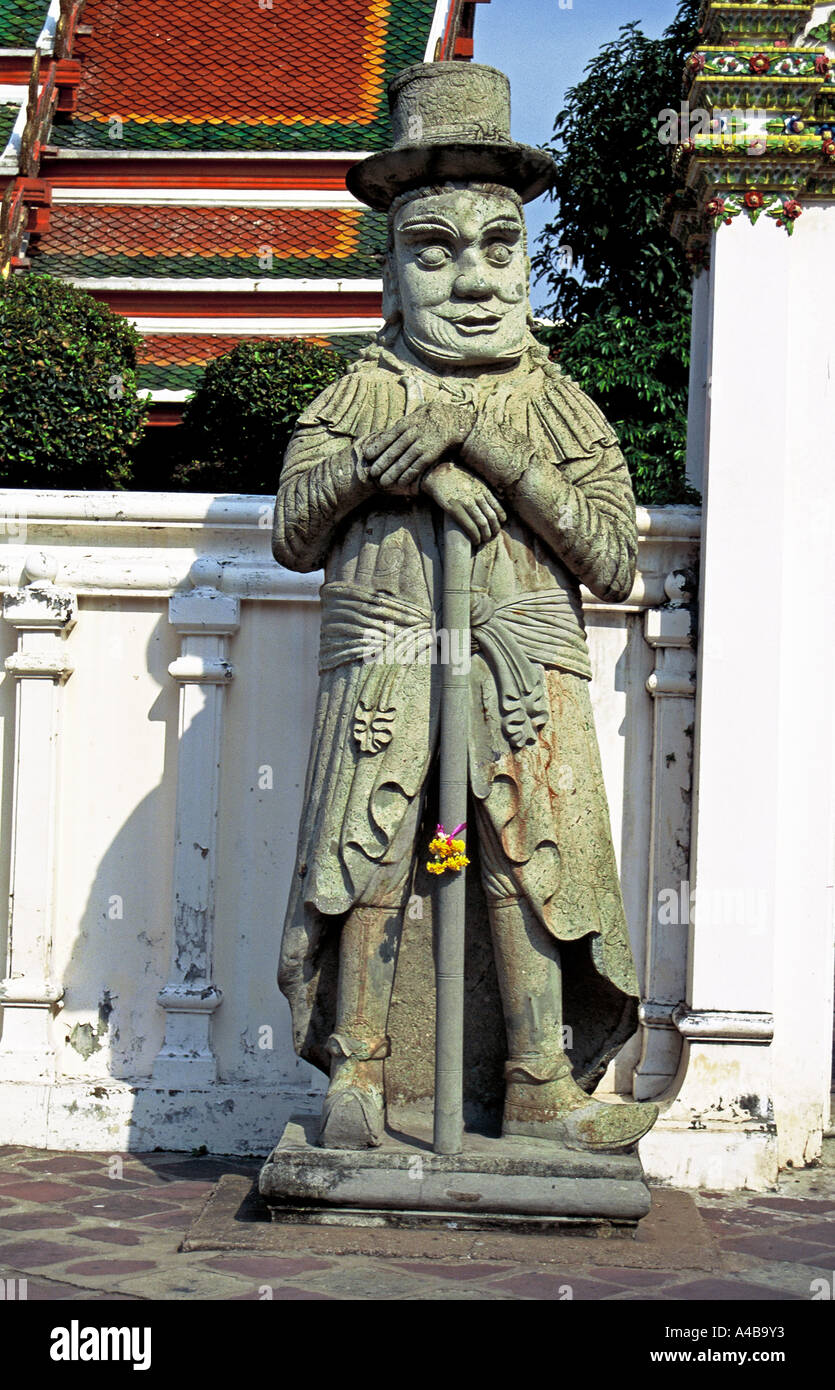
536;307;699;507
176;338;347;494
534;0;702;505
0;273;147;488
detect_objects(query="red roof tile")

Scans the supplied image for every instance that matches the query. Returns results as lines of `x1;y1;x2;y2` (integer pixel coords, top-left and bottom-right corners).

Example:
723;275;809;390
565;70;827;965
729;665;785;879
75;0;386;124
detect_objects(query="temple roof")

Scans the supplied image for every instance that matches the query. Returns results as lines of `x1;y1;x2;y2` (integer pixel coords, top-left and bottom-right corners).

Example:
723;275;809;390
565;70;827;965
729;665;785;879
0;2;487;417
30;203;386;280
53;0;438;151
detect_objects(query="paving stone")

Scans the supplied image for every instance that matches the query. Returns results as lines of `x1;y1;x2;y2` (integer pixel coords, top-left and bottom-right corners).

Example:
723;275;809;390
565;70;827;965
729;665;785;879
0;1146;830;1303
401;1286;514;1300
299;1265;449;1300
792;1221;835;1242
63;1259;158;1277
75;1227;145;1246
67;1193;182;1219
0;1213;79;1231
149;1181;215;1200
5;1277;79;1300
721;1258;828;1298
393;1260;512;1281
698;1209;790;1231
147;1160;258;1183
202;1254;334;1278
588;1267;675;1288
490;1272;625;1300
664;1277;802;1300
0;1239;87;1269
753;1197;834;1214
111;1264;254;1299
0;1181;88;1202
231;1285;337;1300
20;1157;102;1175
59;1173;150;1191
605;1291;676;1301
132;1209;195;1231
81;1292;144;1300
720;1233;835;1264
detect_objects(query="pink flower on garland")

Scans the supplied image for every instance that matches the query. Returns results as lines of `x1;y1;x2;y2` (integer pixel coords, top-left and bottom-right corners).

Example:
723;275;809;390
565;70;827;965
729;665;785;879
688;52;706;74
782;199;802;222
744;190;765;210
815;55;830;77
705;197;725;218
749;53;771;76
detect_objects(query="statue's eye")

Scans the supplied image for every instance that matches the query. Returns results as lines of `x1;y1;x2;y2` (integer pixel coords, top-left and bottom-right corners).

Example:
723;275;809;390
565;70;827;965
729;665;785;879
485;242;513;266
416;245;450;269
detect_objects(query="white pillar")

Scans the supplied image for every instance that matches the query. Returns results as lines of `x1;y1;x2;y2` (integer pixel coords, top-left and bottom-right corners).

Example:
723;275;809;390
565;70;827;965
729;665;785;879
0;557;76;1080
152;587;239;1086
633;576;696;1101
685;269;711;495
642;206;835;1189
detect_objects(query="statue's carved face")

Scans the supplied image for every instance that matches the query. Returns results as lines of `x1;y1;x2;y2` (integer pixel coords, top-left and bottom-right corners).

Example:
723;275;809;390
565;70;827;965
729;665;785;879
391;188;529;368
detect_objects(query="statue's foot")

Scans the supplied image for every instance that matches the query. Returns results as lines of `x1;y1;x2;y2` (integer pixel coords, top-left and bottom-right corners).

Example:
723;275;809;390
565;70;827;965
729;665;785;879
503;1073;658;1153
320;1083;385;1149
319;1053;386;1150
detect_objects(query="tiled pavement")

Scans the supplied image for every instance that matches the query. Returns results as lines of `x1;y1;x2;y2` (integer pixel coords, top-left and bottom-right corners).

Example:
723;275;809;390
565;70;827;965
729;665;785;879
0;1143;832;1301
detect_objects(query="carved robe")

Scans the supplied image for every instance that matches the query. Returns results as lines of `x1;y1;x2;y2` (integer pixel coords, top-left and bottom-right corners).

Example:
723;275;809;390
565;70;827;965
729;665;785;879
274;335;641;1089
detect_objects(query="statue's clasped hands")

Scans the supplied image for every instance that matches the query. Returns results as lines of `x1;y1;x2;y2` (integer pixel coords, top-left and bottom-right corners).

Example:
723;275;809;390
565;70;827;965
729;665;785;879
360;400;506;546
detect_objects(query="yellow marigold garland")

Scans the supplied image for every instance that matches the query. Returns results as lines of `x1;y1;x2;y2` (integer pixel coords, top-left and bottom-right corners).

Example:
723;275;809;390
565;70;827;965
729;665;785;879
427;823;469;875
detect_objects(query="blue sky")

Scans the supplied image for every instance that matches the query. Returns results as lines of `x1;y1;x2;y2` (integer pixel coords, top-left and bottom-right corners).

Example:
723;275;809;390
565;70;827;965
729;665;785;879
473;0;682;305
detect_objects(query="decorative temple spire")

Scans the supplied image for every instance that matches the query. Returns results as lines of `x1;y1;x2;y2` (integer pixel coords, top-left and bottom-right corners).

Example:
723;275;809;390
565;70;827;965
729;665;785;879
667;1;835;265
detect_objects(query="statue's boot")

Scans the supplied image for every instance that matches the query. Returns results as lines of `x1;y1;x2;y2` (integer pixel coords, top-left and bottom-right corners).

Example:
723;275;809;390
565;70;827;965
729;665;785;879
489;897;658;1153
319;904;400;1150
503;1063;659;1152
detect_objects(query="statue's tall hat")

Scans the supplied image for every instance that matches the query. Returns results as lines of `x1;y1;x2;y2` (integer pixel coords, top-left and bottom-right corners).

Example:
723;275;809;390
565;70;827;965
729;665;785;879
346;62;557;211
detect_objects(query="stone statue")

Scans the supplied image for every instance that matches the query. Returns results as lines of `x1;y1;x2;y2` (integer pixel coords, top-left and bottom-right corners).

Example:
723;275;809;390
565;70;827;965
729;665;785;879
272;62;658;1156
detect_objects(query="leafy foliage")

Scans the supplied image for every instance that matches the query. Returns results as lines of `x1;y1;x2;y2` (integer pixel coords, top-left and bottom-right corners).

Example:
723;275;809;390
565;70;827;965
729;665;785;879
175;338;348;494
534;0;701;505
0;273;147;488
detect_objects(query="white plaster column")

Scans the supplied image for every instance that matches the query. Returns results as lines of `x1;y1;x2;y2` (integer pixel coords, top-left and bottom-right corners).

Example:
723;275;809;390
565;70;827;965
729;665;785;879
685;268;711;496
633;575;696;1101
152;587;239;1086
0;555;76;1080
642;205;835;1190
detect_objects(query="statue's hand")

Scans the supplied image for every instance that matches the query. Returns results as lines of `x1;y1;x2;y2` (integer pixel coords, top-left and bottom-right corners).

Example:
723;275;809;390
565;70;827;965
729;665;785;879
421;462;506;546
362;401;476;495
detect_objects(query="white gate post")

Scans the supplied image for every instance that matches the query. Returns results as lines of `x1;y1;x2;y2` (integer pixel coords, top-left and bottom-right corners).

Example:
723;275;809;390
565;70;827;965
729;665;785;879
633;579;696;1100
0;559;76;1079
152;587;239;1086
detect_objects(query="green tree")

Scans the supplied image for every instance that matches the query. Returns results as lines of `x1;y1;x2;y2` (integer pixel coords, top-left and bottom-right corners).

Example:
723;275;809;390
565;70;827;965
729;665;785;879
0;273;146;488
534;0;701;505
175;338;347;494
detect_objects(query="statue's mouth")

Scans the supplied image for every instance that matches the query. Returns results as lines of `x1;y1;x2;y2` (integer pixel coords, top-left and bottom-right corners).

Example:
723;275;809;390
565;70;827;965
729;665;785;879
452;312;502;333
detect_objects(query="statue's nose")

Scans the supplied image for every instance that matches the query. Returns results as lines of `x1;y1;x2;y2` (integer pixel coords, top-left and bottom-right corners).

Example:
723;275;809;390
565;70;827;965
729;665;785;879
452;265;492;299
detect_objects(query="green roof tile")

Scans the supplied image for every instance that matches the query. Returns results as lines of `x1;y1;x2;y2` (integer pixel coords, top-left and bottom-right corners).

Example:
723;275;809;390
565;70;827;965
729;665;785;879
0;0;48;47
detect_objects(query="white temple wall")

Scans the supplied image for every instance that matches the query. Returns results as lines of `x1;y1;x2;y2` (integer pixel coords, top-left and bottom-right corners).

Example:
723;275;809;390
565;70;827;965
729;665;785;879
639;205;835;1191
0;490;699;1160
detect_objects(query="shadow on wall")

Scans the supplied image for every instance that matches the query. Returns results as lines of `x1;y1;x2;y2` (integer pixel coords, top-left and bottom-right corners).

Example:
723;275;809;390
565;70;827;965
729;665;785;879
0;602;320;1154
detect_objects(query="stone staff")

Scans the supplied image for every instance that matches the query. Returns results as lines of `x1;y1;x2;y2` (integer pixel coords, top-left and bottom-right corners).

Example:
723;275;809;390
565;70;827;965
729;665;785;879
433;513;471;1155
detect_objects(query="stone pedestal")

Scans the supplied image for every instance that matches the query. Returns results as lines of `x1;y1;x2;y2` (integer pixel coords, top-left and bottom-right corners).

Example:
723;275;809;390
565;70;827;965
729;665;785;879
259;1112;651;1232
